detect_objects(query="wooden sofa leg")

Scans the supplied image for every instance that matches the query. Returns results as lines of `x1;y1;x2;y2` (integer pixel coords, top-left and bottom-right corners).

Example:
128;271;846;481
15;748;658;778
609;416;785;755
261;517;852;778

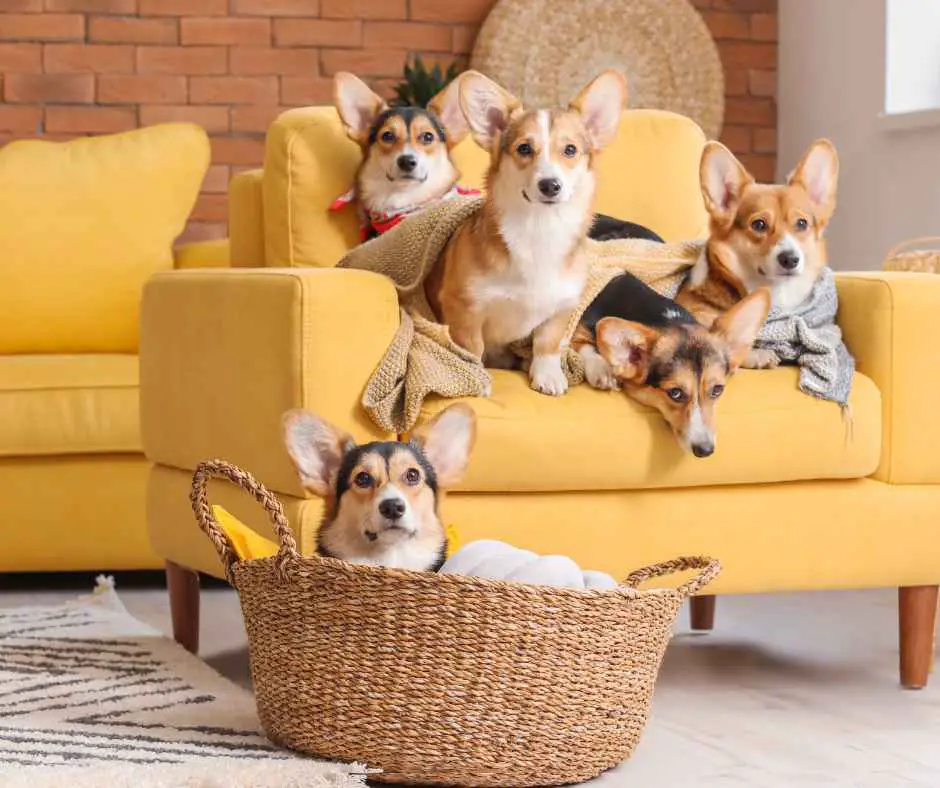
690;595;716;631
166;561;200;655
899;585;938;689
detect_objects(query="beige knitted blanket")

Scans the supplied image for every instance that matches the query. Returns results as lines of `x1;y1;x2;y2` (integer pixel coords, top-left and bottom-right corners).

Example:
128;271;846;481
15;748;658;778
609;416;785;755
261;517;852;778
337;196;703;432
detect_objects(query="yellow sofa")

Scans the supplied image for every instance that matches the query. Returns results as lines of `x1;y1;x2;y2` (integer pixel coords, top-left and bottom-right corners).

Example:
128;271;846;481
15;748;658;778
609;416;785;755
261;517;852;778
141;108;940;687
0;123;224;572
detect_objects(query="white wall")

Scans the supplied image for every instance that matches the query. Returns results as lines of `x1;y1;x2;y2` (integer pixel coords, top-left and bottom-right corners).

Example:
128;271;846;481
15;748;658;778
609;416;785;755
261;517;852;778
885;0;940;114
779;0;940;270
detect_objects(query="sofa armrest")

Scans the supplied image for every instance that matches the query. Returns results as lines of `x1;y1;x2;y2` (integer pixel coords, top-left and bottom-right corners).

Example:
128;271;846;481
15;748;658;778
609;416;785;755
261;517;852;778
229;169;265;267
140;267;399;497
836;271;940;483
174;238;230;269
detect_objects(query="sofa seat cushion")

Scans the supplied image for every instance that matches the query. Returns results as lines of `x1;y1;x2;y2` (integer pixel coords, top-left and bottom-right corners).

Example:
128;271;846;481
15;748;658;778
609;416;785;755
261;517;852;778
417;367;881;492
0;355;140;457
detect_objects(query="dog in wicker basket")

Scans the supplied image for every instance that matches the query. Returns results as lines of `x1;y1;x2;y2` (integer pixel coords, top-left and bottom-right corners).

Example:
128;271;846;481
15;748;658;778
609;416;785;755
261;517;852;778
283;403;476;571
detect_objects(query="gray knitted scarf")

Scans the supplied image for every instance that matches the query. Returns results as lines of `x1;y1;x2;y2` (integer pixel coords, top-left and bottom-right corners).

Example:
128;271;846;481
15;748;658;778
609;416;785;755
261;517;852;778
753;266;854;406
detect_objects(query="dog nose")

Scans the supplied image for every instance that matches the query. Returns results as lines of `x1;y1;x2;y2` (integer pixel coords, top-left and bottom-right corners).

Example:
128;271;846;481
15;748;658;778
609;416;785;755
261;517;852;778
397;154;417;173
378;498;406;520
777;250;800;270
538;178;561;198
691;442;715;459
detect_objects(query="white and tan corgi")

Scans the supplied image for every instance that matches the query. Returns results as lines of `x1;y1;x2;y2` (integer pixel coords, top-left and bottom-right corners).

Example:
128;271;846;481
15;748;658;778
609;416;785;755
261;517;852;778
424;69;628;395
677;139;839;368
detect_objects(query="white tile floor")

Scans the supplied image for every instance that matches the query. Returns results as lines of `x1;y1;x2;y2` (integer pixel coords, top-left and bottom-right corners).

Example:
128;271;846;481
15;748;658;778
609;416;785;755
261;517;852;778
5;578;939;786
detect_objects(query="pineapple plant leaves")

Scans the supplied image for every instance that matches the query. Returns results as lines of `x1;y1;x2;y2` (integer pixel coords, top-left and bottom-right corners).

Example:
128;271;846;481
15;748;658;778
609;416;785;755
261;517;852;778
392;56;463;108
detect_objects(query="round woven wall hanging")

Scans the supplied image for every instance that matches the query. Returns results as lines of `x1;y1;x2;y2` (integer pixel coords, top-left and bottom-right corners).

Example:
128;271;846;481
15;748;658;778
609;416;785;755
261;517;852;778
471;0;725;139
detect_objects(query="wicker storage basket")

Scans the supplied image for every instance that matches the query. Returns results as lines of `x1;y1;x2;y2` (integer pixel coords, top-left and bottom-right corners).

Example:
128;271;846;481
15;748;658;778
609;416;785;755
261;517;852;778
191;460;721;787
883;237;940;273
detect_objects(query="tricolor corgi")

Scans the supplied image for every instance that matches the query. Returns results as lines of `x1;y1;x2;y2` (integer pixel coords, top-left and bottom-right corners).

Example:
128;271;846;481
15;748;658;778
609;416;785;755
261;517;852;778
677;139;839;368
425;69;628;395
331;72;478;242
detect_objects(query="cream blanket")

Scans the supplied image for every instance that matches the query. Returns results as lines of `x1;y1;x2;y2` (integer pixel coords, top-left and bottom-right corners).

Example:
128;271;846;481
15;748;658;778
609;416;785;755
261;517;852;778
337;196;702;432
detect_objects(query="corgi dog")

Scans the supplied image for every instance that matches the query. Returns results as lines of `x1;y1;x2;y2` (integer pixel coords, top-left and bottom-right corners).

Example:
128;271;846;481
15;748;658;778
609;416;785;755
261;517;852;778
331;72;478;242
677;139;839;368
283;403;476;571
424;69;628;395
574;271;770;456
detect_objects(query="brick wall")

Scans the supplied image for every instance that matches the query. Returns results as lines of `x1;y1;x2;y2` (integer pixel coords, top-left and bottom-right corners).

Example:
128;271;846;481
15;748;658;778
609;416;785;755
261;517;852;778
0;0;776;243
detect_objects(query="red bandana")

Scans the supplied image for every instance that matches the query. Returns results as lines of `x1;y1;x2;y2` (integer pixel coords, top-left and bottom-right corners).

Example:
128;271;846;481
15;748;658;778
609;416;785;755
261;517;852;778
330;183;481;242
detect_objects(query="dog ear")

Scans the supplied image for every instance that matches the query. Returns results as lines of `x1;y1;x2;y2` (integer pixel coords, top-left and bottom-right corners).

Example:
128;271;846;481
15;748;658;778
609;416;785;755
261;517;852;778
595;318;658;382
334;72;387;145
282;409;355;496
700;141;753;227
428;74;470;148
458;70;521;151
711;288;771;371
788;138;839;228
410;403;477;488
569;69;627;150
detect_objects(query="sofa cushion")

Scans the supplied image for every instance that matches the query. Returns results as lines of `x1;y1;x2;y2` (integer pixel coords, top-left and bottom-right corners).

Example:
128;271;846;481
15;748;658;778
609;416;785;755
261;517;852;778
0;355;140;457
416;368;882;492
0;124;209;354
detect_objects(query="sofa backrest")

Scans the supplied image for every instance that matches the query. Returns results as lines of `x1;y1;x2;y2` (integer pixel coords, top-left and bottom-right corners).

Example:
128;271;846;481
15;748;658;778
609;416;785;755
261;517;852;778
261;106;709;269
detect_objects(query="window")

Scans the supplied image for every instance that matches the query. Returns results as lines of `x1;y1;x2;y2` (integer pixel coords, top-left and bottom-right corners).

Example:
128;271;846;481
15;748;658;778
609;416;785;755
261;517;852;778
885;0;940;115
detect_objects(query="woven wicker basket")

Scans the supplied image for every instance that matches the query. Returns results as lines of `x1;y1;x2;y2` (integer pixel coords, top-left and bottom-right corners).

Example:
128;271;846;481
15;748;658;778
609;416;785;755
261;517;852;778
191;459;721;787
883;237;940;273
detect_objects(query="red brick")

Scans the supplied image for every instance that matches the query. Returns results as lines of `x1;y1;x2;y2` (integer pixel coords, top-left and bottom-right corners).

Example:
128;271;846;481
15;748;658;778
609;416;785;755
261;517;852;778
190;75;278;105
137;46;228;75
0;43;41;71
44;43;134;73
410;0;494;24
363;21;451;51
230;46;319;75
231;104;288;132
140;103;230;132
0;0;43;10
98;74;187;104
719;124;751;153
738;153;774;181
750;12;776;41
234;0;319;14
4;73;93;103
321;0;404;18
191;194;229;222
202;164;231;194
140;0;228;14
748;68;776;97
321;47;406;77
724;68;748;96
701;10;750;39
0;105;42;133
690;0;711;7
370;78;399;101
452;24;477;54
179;221;227;243
45;106;137;133
725;97;775;126
718;41;776;69
273;18;360;47
90;16;178;44
0;13;84;41
280;76;332;105
211;136;265;165
44;0;134;11
181;17;271;46
752;126;776;154
712;0;774;11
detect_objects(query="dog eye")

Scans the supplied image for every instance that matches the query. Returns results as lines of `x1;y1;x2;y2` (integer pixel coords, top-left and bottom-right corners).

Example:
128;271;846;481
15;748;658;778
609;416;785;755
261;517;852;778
380;130;395;143
516;142;533;156
750;218;768;233
354;471;373;488
419;131;435;144
666;387;686;403
563;144;577;158
795;218;808;231
710;384;725;399
404;468;421;485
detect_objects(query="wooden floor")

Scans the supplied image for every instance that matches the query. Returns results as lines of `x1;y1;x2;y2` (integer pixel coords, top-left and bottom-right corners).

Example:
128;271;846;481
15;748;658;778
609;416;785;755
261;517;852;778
4;581;940;786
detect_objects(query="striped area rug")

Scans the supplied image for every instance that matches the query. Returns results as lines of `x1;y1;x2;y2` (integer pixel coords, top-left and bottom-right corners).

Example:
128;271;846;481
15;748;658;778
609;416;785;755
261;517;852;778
0;578;365;787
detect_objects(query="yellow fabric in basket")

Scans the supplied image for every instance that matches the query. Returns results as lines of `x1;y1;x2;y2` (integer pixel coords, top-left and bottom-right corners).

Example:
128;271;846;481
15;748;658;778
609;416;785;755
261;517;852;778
212;505;460;561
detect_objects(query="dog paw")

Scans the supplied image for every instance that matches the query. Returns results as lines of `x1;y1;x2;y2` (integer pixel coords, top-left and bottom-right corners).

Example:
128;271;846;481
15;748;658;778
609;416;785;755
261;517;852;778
529;355;568;396
583;353;619;391
744;348;780;369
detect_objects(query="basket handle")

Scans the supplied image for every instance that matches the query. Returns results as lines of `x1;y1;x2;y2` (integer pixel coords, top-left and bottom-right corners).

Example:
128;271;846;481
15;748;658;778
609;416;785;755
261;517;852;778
190;459;300;581
621;556;721;600
884;236;940;262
